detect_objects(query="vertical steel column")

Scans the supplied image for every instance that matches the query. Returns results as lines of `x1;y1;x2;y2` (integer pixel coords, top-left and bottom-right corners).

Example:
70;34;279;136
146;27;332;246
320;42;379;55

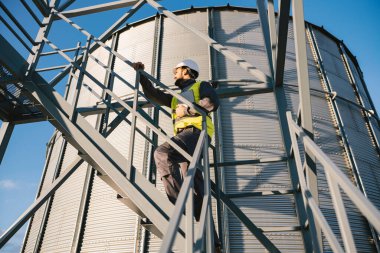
257;0;274;78
270;1;314;251
267;0;277;74
292;1;321;251
0;121;14;165
274;0;290;87
69;35;91;122
207;6;225;251
63;42;81;101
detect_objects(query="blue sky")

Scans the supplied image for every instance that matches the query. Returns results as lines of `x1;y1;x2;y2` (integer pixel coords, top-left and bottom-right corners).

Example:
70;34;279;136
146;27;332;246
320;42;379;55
1;1;379;252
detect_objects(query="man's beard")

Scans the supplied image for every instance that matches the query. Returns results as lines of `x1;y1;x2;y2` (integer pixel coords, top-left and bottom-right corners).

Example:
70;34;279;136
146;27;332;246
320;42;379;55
175;78;185;87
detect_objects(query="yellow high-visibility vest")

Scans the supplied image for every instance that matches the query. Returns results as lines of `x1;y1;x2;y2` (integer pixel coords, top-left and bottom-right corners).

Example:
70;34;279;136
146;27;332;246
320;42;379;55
171;81;214;138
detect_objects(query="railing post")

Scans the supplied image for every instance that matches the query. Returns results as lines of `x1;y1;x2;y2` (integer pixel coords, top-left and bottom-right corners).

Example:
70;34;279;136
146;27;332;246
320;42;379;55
186;179;194;253
126;69;140;181
69;35;91;122
202;118;214;253
324;170;356;252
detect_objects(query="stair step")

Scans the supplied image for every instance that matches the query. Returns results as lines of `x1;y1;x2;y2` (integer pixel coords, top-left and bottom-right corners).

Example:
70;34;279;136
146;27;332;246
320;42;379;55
141;219;164;239
226;189;294;198
260;226;302;232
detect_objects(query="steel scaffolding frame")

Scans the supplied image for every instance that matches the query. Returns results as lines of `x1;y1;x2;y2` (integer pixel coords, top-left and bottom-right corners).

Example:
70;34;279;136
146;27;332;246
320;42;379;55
0;0;380;252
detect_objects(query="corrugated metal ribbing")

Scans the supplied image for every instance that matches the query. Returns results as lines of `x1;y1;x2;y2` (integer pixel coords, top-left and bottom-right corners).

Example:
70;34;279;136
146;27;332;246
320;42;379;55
39;37;110;252
313;32;355;101
38;163;87;252
114;21;155;98
345;56;372;110
22;134;64;253
310;28;376;251
74;44;111;108
344;53;380;156
282;23;298;85
220;94;284;160
213;9;270;80
79;114;149;251
80;169;137;252
159;11;209;87
227;196;303;253
219;91;303;252
60;142;78;173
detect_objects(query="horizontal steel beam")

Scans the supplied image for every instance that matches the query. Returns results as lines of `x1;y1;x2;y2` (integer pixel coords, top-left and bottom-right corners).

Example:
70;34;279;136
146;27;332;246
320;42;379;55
58;0;149;18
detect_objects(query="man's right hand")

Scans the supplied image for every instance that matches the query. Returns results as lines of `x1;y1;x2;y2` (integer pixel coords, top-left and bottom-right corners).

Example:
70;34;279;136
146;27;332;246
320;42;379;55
175;104;189;118
132;62;145;71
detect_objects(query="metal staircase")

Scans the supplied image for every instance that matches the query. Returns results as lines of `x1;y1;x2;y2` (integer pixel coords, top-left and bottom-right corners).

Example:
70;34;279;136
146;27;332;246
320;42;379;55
1;1;380;252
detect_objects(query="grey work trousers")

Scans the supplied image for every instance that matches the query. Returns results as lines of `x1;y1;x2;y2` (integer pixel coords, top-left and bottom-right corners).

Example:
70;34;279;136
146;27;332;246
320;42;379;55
154;127;221;247
154;127;205;221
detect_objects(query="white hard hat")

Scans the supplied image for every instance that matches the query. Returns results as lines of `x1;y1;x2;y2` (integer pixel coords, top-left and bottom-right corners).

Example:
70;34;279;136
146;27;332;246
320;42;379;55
173;59;200;74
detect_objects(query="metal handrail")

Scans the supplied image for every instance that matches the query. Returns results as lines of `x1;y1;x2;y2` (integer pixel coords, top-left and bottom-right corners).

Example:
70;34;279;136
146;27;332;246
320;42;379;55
287;111;380;252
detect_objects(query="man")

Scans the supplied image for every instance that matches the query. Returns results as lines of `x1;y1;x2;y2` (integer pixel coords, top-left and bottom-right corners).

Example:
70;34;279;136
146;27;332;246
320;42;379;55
132;59;221;251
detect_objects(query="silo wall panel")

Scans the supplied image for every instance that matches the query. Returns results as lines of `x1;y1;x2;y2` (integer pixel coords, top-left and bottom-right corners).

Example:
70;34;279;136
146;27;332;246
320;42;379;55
311;29;375;251
22;134;64;253
213;10;302;252
213;9;270;80
79;21;156;251
38;162;88;253
68;41;112;109
344;52;380;156
39;39;110;252
159;10;210;86
218;92;302;252
79;113;141;252
317;32;380;208
346;57;372;110
280;21;374;252
114;21;155;98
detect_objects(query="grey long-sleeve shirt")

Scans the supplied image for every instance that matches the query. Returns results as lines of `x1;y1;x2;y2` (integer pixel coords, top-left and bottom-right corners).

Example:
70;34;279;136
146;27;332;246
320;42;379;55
139;75;220;112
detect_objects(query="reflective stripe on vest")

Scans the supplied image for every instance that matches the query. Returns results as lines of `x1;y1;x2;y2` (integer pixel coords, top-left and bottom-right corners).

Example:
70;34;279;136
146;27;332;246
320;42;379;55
171;81;214;138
